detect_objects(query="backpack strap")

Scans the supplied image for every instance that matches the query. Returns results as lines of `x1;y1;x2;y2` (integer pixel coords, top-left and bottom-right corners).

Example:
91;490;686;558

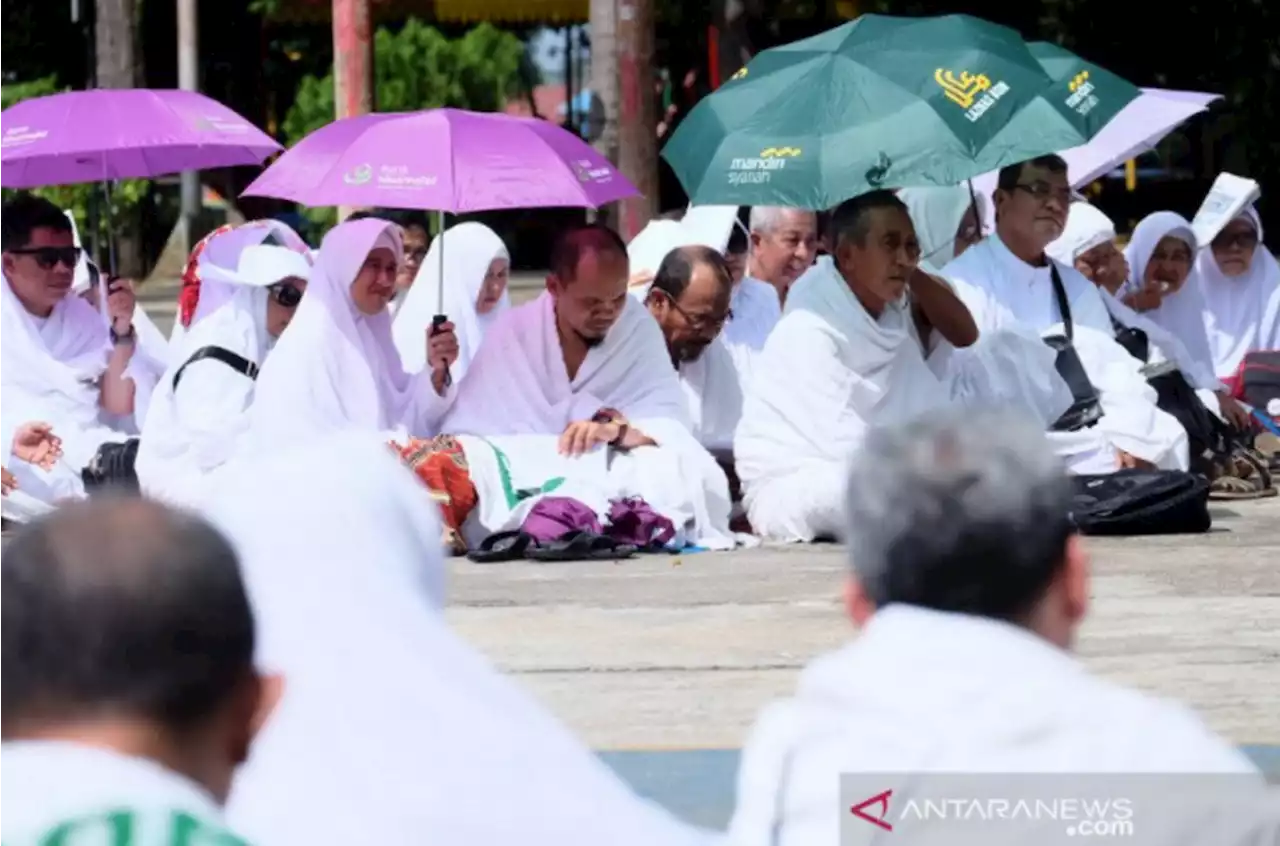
172;345;259;391
1049;261;1073;341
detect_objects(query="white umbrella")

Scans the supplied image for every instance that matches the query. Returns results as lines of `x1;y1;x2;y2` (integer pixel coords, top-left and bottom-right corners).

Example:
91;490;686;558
970;87;1222;230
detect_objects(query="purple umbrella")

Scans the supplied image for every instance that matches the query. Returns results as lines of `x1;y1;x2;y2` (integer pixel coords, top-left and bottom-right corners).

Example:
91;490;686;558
1;89;282;188
240;108;639;212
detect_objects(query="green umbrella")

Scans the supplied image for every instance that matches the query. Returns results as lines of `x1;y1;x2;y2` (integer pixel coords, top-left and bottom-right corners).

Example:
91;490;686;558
661;14;1140;208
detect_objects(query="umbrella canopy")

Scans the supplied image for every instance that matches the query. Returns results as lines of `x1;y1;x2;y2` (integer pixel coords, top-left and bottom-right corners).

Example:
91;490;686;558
662;14;1139;208
241;108;638;212
1;89;282;188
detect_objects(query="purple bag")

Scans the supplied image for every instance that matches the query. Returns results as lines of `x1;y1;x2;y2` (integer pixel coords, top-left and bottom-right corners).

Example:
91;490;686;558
606;497;676;549
520;496;602;543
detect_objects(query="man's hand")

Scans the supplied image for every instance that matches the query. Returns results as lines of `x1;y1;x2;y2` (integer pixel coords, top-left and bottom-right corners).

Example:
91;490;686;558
558;419;620;456
11;421;61;470
2;467;16;495
105;276;137;331
1216;392;1254;431
1122;284;1163;313
427;321;460;395
1117;450;1156;471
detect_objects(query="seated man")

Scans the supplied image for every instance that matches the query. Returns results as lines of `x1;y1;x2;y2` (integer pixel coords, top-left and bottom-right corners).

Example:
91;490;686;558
938;155;1189;474
735;190;978;542
1;195;149;506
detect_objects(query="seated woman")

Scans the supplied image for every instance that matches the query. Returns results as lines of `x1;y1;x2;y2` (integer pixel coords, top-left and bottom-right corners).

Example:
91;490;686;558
392;221;510;384
245;217;460;453
135;239;312;507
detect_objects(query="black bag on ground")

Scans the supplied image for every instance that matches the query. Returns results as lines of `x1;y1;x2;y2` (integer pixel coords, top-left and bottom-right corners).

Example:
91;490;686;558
1069;469;1211;536
1044;263;1104;432
1236;351;1280;410
1147;370;1228;475
81;438;141;495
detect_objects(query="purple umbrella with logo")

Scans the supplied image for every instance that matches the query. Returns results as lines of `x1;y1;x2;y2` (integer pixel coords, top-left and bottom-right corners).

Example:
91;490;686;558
1;88;282;188
243;108;640;383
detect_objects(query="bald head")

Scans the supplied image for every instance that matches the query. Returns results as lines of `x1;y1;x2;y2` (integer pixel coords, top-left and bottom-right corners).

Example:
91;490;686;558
2;497;255;733
646;245;734;364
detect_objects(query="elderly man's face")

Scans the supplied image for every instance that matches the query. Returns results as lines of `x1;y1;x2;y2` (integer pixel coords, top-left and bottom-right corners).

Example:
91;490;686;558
647;260;733;365
836;206;920;317
1075;241;1129;294
995;163;1071;254
749;210;818;293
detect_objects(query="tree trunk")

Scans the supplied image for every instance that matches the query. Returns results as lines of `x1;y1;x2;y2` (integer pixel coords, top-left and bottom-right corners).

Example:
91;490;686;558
94;0;143;276
590;0;620;229
616;0;657;239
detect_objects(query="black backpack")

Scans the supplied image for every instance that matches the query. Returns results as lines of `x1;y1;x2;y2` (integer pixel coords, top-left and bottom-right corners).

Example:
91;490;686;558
1070;469;1211;536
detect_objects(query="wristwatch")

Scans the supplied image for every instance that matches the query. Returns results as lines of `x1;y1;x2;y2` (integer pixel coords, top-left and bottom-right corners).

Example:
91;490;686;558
110;324;136;345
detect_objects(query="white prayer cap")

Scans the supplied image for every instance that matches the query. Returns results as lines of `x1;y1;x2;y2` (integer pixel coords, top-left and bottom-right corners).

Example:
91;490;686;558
237;244;312;287
1047;202;1116;265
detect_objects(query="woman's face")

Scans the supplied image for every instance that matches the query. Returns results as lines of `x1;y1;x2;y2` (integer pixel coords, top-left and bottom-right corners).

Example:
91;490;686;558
475;257;510;315
1144;234;1194;292
953;202;983;258
266;276;308;338
1210;217;1259;278
349;247;398;316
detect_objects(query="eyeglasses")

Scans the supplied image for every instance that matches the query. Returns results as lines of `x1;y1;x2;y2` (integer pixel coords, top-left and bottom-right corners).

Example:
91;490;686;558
663;291;732;334
1212;230;1258;250
1013;182;1072;206
404;247;429;263
7;246;82;270
269;282;303;308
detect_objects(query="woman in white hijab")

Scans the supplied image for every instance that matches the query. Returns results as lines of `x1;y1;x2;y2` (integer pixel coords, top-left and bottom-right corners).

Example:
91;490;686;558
203;433;712;846
135;241;312;507
897;183;985;273
246;217;459;451
392;221;509;384
1193;205;1280;381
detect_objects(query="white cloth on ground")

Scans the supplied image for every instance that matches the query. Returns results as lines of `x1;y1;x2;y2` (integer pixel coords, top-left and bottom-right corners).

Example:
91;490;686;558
393;221;510;381
442;292;733;548
939;236;1189;473
729;605;1263;846
203;434;714;846
1193;206;1280;379
1;741;240;844
246;218;454;452
136;245;312;507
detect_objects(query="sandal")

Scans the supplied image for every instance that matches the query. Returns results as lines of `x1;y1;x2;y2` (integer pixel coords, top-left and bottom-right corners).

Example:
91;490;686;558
524;530;637;562
1209;474;1276;500
467;530;535;563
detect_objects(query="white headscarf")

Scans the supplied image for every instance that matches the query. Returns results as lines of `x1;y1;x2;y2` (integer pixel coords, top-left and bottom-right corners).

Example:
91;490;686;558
246;218;418;449
205;434;712;846
1123;212;1218;378
1193;205;1280;378
899;184;984;273
392;222;509;380
1046;201;1117;266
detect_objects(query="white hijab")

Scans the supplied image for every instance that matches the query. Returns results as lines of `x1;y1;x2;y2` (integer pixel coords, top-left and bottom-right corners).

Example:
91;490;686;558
898;184;983;273
247;218;414;449
1124;212;1219;378
393;222;509;379
205;434;712;846
1193;205;1280;377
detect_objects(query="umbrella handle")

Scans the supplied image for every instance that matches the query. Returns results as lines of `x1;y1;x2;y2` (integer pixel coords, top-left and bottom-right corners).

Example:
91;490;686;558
431;313;452;388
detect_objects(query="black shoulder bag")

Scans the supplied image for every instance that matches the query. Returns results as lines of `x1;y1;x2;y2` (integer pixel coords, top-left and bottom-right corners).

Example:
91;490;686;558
172;345;260;390
1043;263;1105;432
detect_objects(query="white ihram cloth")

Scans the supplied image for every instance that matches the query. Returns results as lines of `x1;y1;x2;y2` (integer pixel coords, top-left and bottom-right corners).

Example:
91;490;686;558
722;276;781;384
204;434;714;846
2;742;241;845
728;605;1263;846
939;236;1189;474
1194;206;1280;379
442;292;733;549
393;221;510;381
136;246;312;507
898;184;983;274
0;273;129;508
246;218;455;453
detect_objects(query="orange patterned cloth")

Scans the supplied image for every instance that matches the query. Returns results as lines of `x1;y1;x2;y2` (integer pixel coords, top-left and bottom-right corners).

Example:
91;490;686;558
391;435;478;555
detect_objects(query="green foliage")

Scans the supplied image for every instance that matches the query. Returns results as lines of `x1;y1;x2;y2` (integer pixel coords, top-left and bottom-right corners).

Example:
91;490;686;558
1;76;149;257
280;19;529;229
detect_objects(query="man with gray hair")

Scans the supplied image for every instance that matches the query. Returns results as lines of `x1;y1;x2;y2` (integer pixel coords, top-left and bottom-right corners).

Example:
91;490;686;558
729;407;1262;846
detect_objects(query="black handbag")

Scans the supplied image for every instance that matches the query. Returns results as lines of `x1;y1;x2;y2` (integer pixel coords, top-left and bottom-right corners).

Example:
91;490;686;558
81;438;141;494
1070;469;1211;536
1110;314;1151;364
1044;263;1104;432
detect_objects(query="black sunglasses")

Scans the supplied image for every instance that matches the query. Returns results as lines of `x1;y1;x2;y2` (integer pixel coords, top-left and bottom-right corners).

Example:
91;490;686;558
8;246;82;270
269;282;303;307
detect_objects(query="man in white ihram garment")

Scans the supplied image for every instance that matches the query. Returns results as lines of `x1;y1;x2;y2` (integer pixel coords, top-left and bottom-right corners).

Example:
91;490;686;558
729;409;1272;846
0;194;148;510
937;154;1189;474
734;190;981;542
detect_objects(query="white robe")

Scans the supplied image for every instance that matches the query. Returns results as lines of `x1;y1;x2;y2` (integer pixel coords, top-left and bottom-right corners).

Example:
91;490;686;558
1194;206;1280;379
245;218;455;453
442;292;733;548
898;184;984;274
729;605;1263;846
939;236;1189;474
201;434;715;846
393;221;510;383
678;336;743;452
136;246;312;507
721;276;781;385
2;742;241;844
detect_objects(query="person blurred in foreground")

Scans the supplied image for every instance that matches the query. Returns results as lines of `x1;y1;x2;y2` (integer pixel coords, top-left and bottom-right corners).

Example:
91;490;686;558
2;497;278;843
728;408;1265;846
203;432;713;846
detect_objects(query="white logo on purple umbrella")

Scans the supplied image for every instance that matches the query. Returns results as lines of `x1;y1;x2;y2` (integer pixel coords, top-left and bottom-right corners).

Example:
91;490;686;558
343;163;373;185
